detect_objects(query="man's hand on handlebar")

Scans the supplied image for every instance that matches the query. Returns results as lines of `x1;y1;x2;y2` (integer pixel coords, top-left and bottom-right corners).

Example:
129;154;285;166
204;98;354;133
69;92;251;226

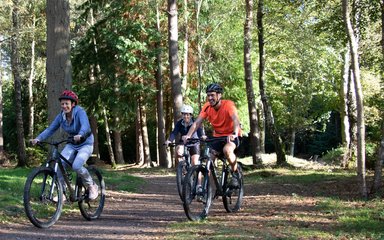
164;140;171;147
181;135;191;144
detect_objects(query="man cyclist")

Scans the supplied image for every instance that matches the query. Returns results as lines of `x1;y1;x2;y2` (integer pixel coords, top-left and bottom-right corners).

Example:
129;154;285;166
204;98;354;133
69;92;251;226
31;90;98;200
182;83;241;187
165;104;205;166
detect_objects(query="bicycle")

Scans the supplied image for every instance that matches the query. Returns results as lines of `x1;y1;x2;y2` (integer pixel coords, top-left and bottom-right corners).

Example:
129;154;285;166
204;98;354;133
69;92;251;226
23;138;106;228
167;138;200;201
182;137;244;221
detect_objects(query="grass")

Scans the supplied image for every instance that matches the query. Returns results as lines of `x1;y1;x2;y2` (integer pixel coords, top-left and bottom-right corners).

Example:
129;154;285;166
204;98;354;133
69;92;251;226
0;168;30;223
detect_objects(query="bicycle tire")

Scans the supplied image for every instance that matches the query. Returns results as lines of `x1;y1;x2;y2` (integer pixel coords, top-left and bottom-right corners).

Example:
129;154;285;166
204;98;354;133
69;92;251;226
176;161;188;201
182;165;212;221
222;163;244;213
23;167;63;228
78;166;106;220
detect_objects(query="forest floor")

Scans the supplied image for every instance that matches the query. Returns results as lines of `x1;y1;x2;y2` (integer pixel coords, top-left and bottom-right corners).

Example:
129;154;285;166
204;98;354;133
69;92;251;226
0;155;366;239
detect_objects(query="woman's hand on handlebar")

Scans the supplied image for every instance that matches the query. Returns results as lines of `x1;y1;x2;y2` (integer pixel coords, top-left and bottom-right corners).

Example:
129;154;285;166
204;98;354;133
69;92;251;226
30;139;39;145
73;135;82;142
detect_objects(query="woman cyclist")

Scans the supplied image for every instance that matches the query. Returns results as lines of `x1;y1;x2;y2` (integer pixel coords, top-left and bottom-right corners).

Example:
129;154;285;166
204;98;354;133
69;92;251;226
165;105;205;166
31;90;98;200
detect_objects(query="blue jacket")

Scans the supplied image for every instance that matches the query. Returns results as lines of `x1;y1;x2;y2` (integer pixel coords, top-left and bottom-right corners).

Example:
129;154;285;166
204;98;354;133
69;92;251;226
168;118;204;143
37;105;94;148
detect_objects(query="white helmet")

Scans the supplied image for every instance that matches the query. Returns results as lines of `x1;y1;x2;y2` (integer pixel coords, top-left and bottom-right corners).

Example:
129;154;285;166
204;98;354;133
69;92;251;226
181;105;193;114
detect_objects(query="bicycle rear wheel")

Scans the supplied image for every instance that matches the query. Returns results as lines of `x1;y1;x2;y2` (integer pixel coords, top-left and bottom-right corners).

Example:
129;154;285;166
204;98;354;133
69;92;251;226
23;167;63;228
176;161;188;201
78;166;105;220
182;165;212;221
223;163;244;213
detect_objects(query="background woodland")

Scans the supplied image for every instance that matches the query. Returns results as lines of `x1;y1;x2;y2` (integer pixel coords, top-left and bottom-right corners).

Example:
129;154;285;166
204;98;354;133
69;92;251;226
0;0;383;198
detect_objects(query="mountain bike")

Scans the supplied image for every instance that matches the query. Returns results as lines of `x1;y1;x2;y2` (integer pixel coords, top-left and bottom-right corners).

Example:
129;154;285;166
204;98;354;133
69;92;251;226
182;137;244;221
23;138;106;228
167;138;200;201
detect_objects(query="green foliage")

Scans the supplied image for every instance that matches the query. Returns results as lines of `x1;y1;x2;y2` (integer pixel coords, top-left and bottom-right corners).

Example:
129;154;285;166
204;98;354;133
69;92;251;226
321;146;345;165
25;146;47;167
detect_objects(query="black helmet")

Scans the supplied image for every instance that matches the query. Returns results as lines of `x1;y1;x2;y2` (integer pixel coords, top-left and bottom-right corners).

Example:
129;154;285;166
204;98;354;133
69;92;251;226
205;83;223;94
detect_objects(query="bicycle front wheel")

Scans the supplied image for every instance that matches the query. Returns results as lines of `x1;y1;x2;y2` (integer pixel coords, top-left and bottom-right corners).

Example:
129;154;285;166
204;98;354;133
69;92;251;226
23;167;63;228
176;161;188;201
78;166;106;220
182;165;212;221
223;163;244;213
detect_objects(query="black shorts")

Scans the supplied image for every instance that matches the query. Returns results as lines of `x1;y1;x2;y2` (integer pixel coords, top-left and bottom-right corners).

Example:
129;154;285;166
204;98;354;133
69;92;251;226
209;137;240;155
178;143;200;156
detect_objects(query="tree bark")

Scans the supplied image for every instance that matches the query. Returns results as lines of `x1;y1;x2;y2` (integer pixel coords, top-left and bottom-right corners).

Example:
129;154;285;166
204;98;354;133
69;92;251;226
341;47;351;168
342;0;367;198
103;108;116;168
244;0;262;165
257;0;286;165
168;0;183;124
138;95;152;167
136;105;144;166
113;131;124;164
11;0;27;167
28;15;36;140
181;0;189;93
46;0;72;123
0;44;4;154
89;116;100;162
154;0;170;168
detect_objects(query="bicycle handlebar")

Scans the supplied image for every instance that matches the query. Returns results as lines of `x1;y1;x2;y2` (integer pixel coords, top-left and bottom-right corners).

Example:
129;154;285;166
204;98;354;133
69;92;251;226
34;136;85;148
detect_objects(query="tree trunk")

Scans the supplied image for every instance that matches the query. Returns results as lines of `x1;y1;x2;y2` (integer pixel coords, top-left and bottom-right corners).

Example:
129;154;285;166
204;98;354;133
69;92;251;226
244;0;262;165
28;15;36;140
103;108;116;168
342;0;367;198
181;0;189;93
11;0;27;167
136;105;144;166
257;101;265;153
46;0;72;123
0;44;4;154
138;95;152;167
257;0;286;165
168;0;183;124
341;47;352;168
288;129;295;157
89;116;100;162
155;0;170;168
196;0;203;110
88;9;101;163
113;130;124;164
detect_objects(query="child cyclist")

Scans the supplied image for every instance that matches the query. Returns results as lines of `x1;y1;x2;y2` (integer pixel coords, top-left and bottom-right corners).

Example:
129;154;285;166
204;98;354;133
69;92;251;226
165;105;205;166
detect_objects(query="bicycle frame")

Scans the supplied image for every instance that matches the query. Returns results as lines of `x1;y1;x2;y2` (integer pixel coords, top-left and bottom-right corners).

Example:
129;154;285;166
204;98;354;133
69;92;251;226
201;150;229;198
42;141;82;203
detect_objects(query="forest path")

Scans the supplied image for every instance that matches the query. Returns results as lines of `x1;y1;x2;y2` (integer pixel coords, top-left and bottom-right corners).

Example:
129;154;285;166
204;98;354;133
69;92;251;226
0;166;345;240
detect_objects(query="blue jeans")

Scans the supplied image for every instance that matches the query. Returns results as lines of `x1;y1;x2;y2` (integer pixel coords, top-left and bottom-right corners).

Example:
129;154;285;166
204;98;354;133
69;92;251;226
58;144;94;187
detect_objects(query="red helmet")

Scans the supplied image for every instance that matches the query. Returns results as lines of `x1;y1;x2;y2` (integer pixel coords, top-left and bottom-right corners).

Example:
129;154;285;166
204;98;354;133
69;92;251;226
59;90;78;104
